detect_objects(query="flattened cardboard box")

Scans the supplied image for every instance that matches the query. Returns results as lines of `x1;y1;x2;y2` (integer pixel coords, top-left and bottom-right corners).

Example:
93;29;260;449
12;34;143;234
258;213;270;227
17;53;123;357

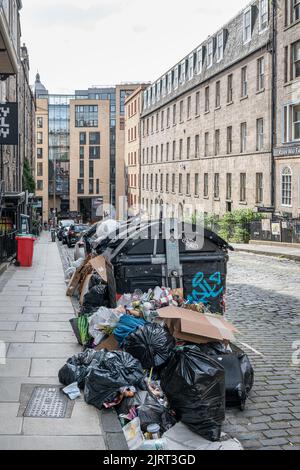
158;306;239;344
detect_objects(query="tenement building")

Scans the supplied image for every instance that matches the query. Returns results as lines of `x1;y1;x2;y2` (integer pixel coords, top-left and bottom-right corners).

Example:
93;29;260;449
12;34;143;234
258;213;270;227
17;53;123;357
0;1;35;238
125;85;149;215
274;0;300;218
35;79;143;223
140;0;300;220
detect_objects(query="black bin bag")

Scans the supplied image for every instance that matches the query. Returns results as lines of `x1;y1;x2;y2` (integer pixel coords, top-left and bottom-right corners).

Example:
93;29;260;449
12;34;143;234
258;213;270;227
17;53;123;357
58;349;106;389
198;342;254;410
83;284;109;308
161;346;225;442
123;323;175;370
138;394;176;433
84;351;145;410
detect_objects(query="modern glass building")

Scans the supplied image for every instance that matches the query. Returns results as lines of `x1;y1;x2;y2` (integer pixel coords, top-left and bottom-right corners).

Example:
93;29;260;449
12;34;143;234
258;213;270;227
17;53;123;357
35;75;141;223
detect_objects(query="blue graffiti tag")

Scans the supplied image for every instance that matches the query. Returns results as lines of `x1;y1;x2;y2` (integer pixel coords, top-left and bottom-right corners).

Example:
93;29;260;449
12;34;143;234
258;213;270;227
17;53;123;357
187;271;224;305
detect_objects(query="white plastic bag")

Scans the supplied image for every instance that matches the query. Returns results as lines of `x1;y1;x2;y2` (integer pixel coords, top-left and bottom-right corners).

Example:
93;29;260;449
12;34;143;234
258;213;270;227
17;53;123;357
88;307;124;346
72;258;84;269
122;417;144;450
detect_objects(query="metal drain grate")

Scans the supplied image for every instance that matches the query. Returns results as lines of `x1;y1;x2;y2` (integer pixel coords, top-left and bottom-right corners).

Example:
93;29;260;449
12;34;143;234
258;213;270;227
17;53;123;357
23;386;68;418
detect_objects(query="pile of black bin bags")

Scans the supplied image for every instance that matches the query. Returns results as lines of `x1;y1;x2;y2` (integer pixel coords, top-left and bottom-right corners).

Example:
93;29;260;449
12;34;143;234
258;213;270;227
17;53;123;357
59;324;254;442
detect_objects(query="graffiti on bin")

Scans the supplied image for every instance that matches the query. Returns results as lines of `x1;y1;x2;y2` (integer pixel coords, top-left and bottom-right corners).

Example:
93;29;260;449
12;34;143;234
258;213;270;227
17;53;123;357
187;271;224;305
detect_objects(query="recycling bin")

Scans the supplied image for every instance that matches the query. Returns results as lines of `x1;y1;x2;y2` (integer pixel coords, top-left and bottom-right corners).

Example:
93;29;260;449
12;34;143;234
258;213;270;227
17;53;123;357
93;219;233;314
16;235;36;267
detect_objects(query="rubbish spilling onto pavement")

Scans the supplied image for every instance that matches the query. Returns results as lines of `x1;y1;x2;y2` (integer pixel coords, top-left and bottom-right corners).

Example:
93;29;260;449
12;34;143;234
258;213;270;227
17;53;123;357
59;218;252;450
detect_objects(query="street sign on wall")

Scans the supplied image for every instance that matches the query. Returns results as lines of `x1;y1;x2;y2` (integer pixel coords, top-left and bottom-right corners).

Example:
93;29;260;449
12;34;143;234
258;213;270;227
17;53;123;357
0;102;19;145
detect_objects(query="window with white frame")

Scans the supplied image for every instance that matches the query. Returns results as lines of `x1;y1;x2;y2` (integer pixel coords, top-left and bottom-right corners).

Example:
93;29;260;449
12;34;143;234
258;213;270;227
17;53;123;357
256;118;264;151
180;60;186;84
257;57;265;91
284;103;300;142
156;81;161;101
259;0;269;32
151;85;156;105
282;167;292;206
293;0;300;22
188;54;194;80
167;71;172;94
216;31;224;62
293;104;300;140
293;40;300;79
207;39;213;68
241;122;247;153
243;7;252;43
241;66;248;97
196;47;203;74
162;76;167;96
144;91;148;110
147;89;151;108
174;66;179;89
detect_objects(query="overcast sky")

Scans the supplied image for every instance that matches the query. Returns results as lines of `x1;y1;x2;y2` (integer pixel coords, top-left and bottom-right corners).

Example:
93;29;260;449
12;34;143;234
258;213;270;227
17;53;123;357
21;0;248;94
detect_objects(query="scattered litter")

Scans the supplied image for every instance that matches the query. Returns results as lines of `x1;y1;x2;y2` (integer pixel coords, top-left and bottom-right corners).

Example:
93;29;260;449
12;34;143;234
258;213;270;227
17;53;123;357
61;219;253;451
88;307;125;346
163;422;243;451
63;383;81;400
122;417;144;450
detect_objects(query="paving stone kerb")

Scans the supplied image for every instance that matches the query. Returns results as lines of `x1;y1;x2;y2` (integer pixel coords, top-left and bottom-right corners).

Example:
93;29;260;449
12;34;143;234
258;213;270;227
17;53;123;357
0;233;105;450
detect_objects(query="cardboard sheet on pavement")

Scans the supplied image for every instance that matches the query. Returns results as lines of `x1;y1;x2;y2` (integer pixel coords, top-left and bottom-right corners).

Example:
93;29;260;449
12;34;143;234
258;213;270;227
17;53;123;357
157;306;239;343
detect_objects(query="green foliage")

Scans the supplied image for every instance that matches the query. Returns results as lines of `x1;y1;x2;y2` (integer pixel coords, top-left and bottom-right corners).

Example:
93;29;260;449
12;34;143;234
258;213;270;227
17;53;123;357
204;209;262;244
23;159;35;193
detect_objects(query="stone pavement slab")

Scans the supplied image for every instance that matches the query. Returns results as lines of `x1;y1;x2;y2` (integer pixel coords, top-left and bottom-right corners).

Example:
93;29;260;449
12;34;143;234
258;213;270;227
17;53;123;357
0;314;38;322
0;404;23;435
0;435;106;450
0;322;17;330
7;343;80;358
0;359;31;377
16;321;72;332
30;358;69;377
35;331;77;343
23;307;74;315
38;314;73;322
0;332;35;343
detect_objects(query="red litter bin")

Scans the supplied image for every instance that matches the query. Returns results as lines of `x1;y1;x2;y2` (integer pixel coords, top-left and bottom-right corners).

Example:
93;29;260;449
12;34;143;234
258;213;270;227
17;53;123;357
16;236;36;267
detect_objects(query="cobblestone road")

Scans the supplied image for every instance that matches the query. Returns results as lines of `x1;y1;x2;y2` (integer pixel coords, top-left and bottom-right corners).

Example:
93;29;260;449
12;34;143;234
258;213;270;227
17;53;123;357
225;252;300;450
60;243;300;450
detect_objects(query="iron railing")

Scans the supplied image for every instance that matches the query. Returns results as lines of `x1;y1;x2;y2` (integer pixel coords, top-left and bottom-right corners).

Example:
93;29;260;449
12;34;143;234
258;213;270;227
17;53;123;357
250;219;300;244
0;230;17;264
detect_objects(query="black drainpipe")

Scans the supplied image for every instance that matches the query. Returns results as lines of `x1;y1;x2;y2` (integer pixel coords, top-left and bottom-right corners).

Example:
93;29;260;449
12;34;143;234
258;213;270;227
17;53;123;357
271;1;277;209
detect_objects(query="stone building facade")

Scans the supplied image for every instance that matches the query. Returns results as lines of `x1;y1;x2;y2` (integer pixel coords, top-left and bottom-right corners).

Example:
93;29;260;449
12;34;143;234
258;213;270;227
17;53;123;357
274;0;300;218
0;1;35;233
124;85;149;215
139;1;300;221
141;0;273;219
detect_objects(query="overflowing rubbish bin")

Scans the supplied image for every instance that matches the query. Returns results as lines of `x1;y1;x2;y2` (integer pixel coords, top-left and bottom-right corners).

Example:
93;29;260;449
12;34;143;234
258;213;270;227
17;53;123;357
61;218;254;450
92;219;232;314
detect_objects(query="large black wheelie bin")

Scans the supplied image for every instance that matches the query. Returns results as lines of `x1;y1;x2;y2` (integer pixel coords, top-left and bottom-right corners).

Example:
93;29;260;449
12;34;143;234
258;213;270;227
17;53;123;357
88;219;233;314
